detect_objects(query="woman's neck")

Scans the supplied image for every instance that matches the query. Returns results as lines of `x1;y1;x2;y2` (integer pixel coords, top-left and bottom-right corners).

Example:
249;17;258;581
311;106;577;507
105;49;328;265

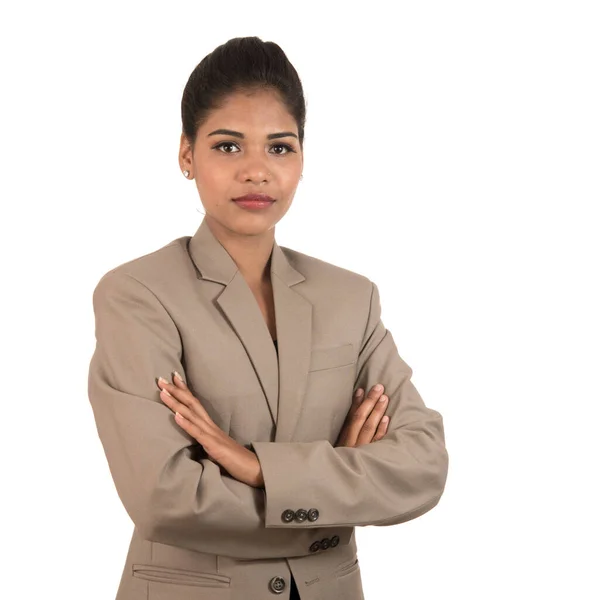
205;215;274;287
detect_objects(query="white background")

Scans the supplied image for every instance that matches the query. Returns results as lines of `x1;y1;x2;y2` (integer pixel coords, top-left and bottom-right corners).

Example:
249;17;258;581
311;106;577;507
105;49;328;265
1;1;589;598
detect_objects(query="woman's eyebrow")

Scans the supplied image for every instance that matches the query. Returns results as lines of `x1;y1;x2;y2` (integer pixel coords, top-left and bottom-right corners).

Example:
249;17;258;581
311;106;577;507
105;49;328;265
207;128;298;140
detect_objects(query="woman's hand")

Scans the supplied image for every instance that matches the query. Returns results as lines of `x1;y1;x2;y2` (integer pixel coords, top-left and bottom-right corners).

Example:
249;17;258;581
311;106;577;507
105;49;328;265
157;372;265;489
334;384;390;448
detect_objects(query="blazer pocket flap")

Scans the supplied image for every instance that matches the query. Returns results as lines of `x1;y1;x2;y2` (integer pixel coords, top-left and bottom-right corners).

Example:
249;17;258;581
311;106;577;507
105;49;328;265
132;563;231;587
309;343;356;372
334;557;360;578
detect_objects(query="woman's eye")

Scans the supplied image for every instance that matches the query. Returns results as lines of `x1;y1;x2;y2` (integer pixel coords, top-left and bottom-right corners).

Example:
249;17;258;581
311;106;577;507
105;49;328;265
215;142;239;153
270;143;295;155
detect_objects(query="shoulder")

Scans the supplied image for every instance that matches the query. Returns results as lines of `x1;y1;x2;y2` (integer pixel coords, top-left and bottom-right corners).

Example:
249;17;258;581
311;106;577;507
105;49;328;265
280;244;375;300
92;235;193;297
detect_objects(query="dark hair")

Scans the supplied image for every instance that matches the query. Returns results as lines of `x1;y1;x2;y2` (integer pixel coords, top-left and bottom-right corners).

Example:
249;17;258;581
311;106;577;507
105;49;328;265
181;36;306;149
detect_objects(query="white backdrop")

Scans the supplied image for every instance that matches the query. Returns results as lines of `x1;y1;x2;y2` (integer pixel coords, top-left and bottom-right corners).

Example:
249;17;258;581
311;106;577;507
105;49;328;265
1;1;589;598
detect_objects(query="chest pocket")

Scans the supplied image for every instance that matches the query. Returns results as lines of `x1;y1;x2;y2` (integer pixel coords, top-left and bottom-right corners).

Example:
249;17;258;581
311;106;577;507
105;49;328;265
303;343;357;442
309;343;356;372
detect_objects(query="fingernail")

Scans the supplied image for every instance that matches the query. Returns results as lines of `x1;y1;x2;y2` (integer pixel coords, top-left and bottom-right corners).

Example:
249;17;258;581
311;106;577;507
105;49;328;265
374;384;384;393
355;389;363;398
161;388;172;396
158;377;169;385
173;371;184;383
382;416;389;423
379;395;387;402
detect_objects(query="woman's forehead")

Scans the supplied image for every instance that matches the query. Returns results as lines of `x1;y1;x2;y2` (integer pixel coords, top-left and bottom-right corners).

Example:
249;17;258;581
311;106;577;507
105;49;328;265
200;93;298;135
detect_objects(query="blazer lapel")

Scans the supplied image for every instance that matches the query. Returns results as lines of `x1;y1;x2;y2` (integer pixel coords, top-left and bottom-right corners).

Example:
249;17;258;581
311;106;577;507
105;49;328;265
270;262;312;442
188;218;312;442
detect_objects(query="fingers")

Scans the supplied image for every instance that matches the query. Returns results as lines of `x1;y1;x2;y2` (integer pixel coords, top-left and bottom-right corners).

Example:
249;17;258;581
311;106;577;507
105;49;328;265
372;414;390;442
340;384;387;447
172;371;188;390
353;388;365;406
156;376;191;419
156;373;212;424
356;386;390;446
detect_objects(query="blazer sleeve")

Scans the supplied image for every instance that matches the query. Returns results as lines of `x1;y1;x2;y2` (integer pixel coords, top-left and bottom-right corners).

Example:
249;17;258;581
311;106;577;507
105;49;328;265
87;271;352;559
251;279;449;529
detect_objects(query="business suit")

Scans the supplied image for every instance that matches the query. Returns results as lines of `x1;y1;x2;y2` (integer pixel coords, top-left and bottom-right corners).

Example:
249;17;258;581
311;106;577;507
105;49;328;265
87;217;449;600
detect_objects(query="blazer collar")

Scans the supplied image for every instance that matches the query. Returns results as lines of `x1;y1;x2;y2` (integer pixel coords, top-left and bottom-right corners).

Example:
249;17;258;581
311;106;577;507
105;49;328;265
188;218;305;287
187;218;312;442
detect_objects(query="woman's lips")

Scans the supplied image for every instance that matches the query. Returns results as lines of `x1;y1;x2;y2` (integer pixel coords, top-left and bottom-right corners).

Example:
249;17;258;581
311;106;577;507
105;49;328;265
232;194;276;210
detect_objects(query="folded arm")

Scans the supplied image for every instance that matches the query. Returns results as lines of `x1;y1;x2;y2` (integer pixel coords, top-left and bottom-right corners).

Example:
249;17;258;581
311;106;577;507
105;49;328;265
252;279;449;529
87;271;351;559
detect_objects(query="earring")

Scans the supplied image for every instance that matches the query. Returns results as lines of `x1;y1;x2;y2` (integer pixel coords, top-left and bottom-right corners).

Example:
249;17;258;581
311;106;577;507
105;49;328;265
183;170;190;178
300;173;303;180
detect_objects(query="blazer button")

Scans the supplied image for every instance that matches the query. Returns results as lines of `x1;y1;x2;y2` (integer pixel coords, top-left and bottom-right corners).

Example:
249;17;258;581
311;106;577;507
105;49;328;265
309;541;321;552
269;576;286;593
320;537;331;550
307;508;319;521
330;535;340;547
281;509;295;523
295;508;308;522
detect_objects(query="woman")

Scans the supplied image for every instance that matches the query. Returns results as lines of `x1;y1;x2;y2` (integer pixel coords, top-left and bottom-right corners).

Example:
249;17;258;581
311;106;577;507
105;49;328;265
88;36;448;600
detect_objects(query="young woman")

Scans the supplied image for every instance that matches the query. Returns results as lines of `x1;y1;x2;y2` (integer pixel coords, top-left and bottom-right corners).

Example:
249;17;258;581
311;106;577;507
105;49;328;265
88;36;448;600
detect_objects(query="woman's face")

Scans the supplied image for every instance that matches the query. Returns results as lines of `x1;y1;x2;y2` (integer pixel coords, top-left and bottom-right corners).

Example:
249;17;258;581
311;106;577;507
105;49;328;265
179;88;304;239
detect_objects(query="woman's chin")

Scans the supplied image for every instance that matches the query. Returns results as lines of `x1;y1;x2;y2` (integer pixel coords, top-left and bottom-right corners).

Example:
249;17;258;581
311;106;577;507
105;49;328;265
209;213;281;237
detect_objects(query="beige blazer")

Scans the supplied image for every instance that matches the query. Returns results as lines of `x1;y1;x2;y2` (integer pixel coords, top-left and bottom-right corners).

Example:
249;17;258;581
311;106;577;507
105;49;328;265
87;217;448;600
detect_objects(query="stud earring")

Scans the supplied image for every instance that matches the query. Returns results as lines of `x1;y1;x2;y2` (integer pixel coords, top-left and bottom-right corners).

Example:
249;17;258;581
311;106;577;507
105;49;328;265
183;170;190;178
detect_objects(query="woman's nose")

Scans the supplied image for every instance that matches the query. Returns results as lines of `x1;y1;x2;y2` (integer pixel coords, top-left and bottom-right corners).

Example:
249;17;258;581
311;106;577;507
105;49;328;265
240;167;271;183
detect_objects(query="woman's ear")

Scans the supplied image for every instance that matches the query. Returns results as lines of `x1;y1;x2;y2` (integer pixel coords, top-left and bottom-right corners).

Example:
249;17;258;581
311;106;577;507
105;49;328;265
178;132;194;176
